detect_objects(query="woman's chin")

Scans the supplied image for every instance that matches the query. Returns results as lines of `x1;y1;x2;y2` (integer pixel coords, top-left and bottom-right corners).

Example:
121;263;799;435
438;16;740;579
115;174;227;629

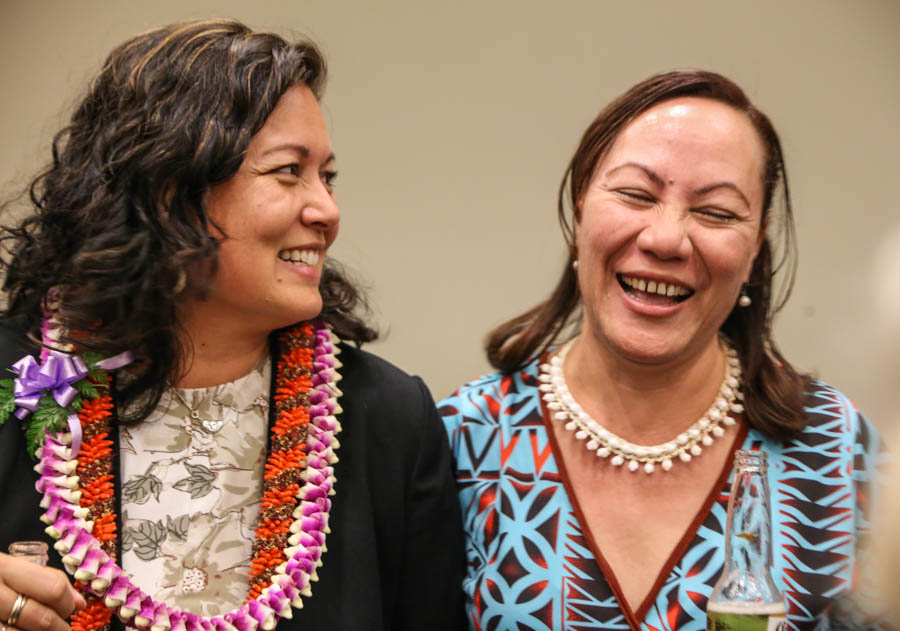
257;296;324;333
283;302;324;327
615;343;684;366
588;327;705;367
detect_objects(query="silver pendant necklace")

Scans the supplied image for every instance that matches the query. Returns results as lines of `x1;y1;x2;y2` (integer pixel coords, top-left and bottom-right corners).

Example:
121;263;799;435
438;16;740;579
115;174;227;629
168;387;268;434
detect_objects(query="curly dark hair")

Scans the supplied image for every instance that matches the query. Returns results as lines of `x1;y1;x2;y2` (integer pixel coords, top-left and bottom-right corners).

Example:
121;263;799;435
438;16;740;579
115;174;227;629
486;70;810;441
1;18;377;422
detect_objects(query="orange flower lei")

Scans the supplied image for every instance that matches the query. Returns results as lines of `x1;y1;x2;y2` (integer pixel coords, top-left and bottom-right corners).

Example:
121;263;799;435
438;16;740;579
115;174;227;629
71;390;116;631
53;321;335;631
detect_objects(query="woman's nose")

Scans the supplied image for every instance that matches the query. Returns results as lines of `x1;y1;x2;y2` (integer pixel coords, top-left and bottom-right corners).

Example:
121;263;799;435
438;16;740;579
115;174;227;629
301;185;340;230
634;207;692;260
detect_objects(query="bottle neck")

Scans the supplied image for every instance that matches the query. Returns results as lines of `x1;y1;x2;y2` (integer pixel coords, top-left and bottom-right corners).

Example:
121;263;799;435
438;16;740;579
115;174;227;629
723;464;774;577
710;451;784;608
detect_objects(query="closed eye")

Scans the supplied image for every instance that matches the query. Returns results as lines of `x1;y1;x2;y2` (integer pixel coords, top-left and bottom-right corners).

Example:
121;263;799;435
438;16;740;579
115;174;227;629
618;189;655;203
692;207;737;221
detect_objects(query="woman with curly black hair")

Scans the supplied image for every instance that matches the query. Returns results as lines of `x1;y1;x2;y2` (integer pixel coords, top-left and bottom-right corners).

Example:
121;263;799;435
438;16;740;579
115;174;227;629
0;19;464;631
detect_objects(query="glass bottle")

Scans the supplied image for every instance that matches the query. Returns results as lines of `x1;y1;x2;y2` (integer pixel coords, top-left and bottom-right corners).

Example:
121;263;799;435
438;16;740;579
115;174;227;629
707;450;787;631
8;540;49;565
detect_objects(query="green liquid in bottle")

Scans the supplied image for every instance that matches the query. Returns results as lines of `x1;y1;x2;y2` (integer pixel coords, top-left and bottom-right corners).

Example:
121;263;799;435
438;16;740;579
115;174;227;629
707;601;787;631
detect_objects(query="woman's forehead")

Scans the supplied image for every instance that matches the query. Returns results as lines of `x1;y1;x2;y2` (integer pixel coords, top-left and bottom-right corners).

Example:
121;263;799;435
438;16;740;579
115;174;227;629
621;97;759;149
599;97;767;187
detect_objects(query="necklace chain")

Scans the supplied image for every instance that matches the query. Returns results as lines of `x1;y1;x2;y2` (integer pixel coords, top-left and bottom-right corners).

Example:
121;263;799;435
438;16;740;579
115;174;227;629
538;339;744;474
168;384;269;433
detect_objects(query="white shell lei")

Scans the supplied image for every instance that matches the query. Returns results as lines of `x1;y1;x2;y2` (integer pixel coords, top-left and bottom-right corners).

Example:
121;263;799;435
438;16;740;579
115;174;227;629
33;328;343;631
539;339;744;474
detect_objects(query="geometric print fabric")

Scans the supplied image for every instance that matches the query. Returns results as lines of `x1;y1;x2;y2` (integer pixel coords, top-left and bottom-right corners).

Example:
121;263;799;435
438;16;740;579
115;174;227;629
439;356;881;631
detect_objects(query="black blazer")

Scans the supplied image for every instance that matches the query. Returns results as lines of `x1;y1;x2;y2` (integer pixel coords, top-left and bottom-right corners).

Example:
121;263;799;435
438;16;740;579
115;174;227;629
0;320;467;630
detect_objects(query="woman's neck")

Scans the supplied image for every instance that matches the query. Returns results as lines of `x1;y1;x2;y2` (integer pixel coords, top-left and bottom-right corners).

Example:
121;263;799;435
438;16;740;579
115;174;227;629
562;333;727;444
175;311;270;388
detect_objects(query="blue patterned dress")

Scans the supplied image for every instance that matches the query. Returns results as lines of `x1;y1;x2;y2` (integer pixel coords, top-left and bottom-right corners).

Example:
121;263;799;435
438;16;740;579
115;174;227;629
439;355;881;631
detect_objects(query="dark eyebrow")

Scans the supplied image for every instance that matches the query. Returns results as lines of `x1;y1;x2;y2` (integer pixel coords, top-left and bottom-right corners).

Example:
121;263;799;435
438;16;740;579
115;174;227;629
605;162;665;187
261;143;309;157
260;144;336;164
695;182;751;209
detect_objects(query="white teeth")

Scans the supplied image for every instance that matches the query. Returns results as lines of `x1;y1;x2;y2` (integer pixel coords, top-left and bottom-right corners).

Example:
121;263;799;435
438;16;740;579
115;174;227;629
278;249;320;266
620;275;691;297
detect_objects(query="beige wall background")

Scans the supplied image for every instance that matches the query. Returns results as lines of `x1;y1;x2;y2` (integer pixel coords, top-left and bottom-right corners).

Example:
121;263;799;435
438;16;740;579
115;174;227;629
2;1;899;426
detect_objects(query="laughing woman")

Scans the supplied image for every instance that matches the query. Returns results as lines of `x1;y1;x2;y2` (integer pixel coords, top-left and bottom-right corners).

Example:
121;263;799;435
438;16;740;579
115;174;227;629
0;19;464;631
440;71;883;630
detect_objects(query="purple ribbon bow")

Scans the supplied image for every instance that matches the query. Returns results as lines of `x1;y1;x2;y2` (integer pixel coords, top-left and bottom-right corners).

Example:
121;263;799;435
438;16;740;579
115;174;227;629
13;351;88;417
11;350;133;458
13;351;88;455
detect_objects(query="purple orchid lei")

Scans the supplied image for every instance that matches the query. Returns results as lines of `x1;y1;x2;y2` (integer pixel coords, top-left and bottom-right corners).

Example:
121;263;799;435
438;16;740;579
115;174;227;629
33;321;342;631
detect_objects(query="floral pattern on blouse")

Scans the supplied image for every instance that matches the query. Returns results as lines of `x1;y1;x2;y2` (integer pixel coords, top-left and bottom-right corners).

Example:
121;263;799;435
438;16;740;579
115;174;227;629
119;355;271;616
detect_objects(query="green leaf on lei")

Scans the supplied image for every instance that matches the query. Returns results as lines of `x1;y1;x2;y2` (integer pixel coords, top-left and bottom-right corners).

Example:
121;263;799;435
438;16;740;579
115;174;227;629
34;396;68;425
0;399;14;424
0;379;15;425
74;379;100;400
82;352;108;381
24;396;70;458
0;351;115;458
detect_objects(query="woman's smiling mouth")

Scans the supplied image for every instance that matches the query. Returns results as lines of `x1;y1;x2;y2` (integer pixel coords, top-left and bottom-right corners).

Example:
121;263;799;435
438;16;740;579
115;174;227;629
277;248;321;266
617;274;694;306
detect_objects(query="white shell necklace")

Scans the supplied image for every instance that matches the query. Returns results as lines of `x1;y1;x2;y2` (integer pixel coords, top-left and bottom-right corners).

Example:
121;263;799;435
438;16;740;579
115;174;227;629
538;339;744;474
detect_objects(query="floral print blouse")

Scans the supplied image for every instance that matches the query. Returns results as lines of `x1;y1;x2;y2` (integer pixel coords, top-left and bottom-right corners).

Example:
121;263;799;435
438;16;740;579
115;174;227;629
119;356;270;616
